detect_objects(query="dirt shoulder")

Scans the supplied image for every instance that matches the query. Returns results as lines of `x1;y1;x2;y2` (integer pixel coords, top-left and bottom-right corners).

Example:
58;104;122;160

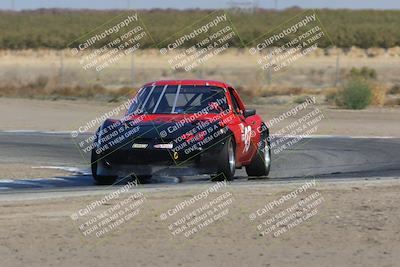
0;163;70;180
1;97;400;137
0;179;398;267
0;97;118;132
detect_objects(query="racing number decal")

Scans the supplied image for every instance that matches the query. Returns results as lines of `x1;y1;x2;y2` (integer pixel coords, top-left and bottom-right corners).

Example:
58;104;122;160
240;123;252;153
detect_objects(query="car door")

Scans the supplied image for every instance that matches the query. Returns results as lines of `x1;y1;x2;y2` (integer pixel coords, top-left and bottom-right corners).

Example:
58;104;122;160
227;88;256;162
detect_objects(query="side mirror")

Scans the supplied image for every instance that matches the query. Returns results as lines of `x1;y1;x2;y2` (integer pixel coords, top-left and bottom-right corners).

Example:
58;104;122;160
243;109;256;118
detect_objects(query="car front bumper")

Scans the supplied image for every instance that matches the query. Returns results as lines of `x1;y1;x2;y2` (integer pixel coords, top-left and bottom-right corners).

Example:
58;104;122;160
96;140;226;177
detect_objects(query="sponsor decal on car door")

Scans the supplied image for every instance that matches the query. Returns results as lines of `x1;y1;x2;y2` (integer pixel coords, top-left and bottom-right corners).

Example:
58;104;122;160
239;123;252;154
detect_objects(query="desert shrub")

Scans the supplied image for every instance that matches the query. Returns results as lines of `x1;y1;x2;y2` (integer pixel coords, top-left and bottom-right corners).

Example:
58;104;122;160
331;67;376;109
348;67;377;80
337;78;372;109
293;95;309;104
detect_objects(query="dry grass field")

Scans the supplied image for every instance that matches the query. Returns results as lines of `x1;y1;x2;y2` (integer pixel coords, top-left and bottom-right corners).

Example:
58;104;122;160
0;47;399;90
0;48;399;108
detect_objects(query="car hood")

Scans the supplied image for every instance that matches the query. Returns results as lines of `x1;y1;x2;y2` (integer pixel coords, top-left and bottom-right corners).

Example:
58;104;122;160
98;113;226;145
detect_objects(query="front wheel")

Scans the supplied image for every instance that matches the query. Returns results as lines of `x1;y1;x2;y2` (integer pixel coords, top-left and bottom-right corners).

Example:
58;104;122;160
91;149;117;185
245;135;271;177
211;137;236;182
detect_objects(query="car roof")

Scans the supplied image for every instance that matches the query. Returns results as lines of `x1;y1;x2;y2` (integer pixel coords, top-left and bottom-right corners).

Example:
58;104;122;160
143;80;232;89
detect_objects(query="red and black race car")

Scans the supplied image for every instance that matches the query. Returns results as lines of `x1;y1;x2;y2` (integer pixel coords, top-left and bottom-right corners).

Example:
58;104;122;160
91;80;271;184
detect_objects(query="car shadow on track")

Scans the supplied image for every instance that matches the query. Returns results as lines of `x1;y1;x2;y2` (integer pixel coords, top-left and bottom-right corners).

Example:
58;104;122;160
0;166;399;191
0;174;181;191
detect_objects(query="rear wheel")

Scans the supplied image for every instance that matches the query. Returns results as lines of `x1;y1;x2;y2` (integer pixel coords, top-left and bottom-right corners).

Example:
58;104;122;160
91;149;117;185
211;137;236;182
245;135;271;177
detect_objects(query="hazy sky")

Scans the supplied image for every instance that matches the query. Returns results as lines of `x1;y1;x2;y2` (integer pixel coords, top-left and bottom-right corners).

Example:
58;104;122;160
1;0;400;10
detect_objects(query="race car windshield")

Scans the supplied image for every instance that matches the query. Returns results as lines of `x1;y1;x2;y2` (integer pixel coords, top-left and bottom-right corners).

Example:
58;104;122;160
127;85;229;115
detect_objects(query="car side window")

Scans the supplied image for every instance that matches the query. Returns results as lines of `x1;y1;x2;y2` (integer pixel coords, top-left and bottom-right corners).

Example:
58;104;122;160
228;89;241;114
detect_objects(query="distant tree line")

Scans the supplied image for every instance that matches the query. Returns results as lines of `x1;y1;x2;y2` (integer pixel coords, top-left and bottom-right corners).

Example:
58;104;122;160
0;8;399;49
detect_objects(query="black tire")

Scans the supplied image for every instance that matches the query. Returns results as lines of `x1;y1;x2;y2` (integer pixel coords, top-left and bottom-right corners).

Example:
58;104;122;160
91;149;117;185
211;137;236;182
245;134;271;177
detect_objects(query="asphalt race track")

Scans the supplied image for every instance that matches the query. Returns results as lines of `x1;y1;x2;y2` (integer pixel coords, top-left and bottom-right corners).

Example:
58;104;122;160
0;131;399;194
